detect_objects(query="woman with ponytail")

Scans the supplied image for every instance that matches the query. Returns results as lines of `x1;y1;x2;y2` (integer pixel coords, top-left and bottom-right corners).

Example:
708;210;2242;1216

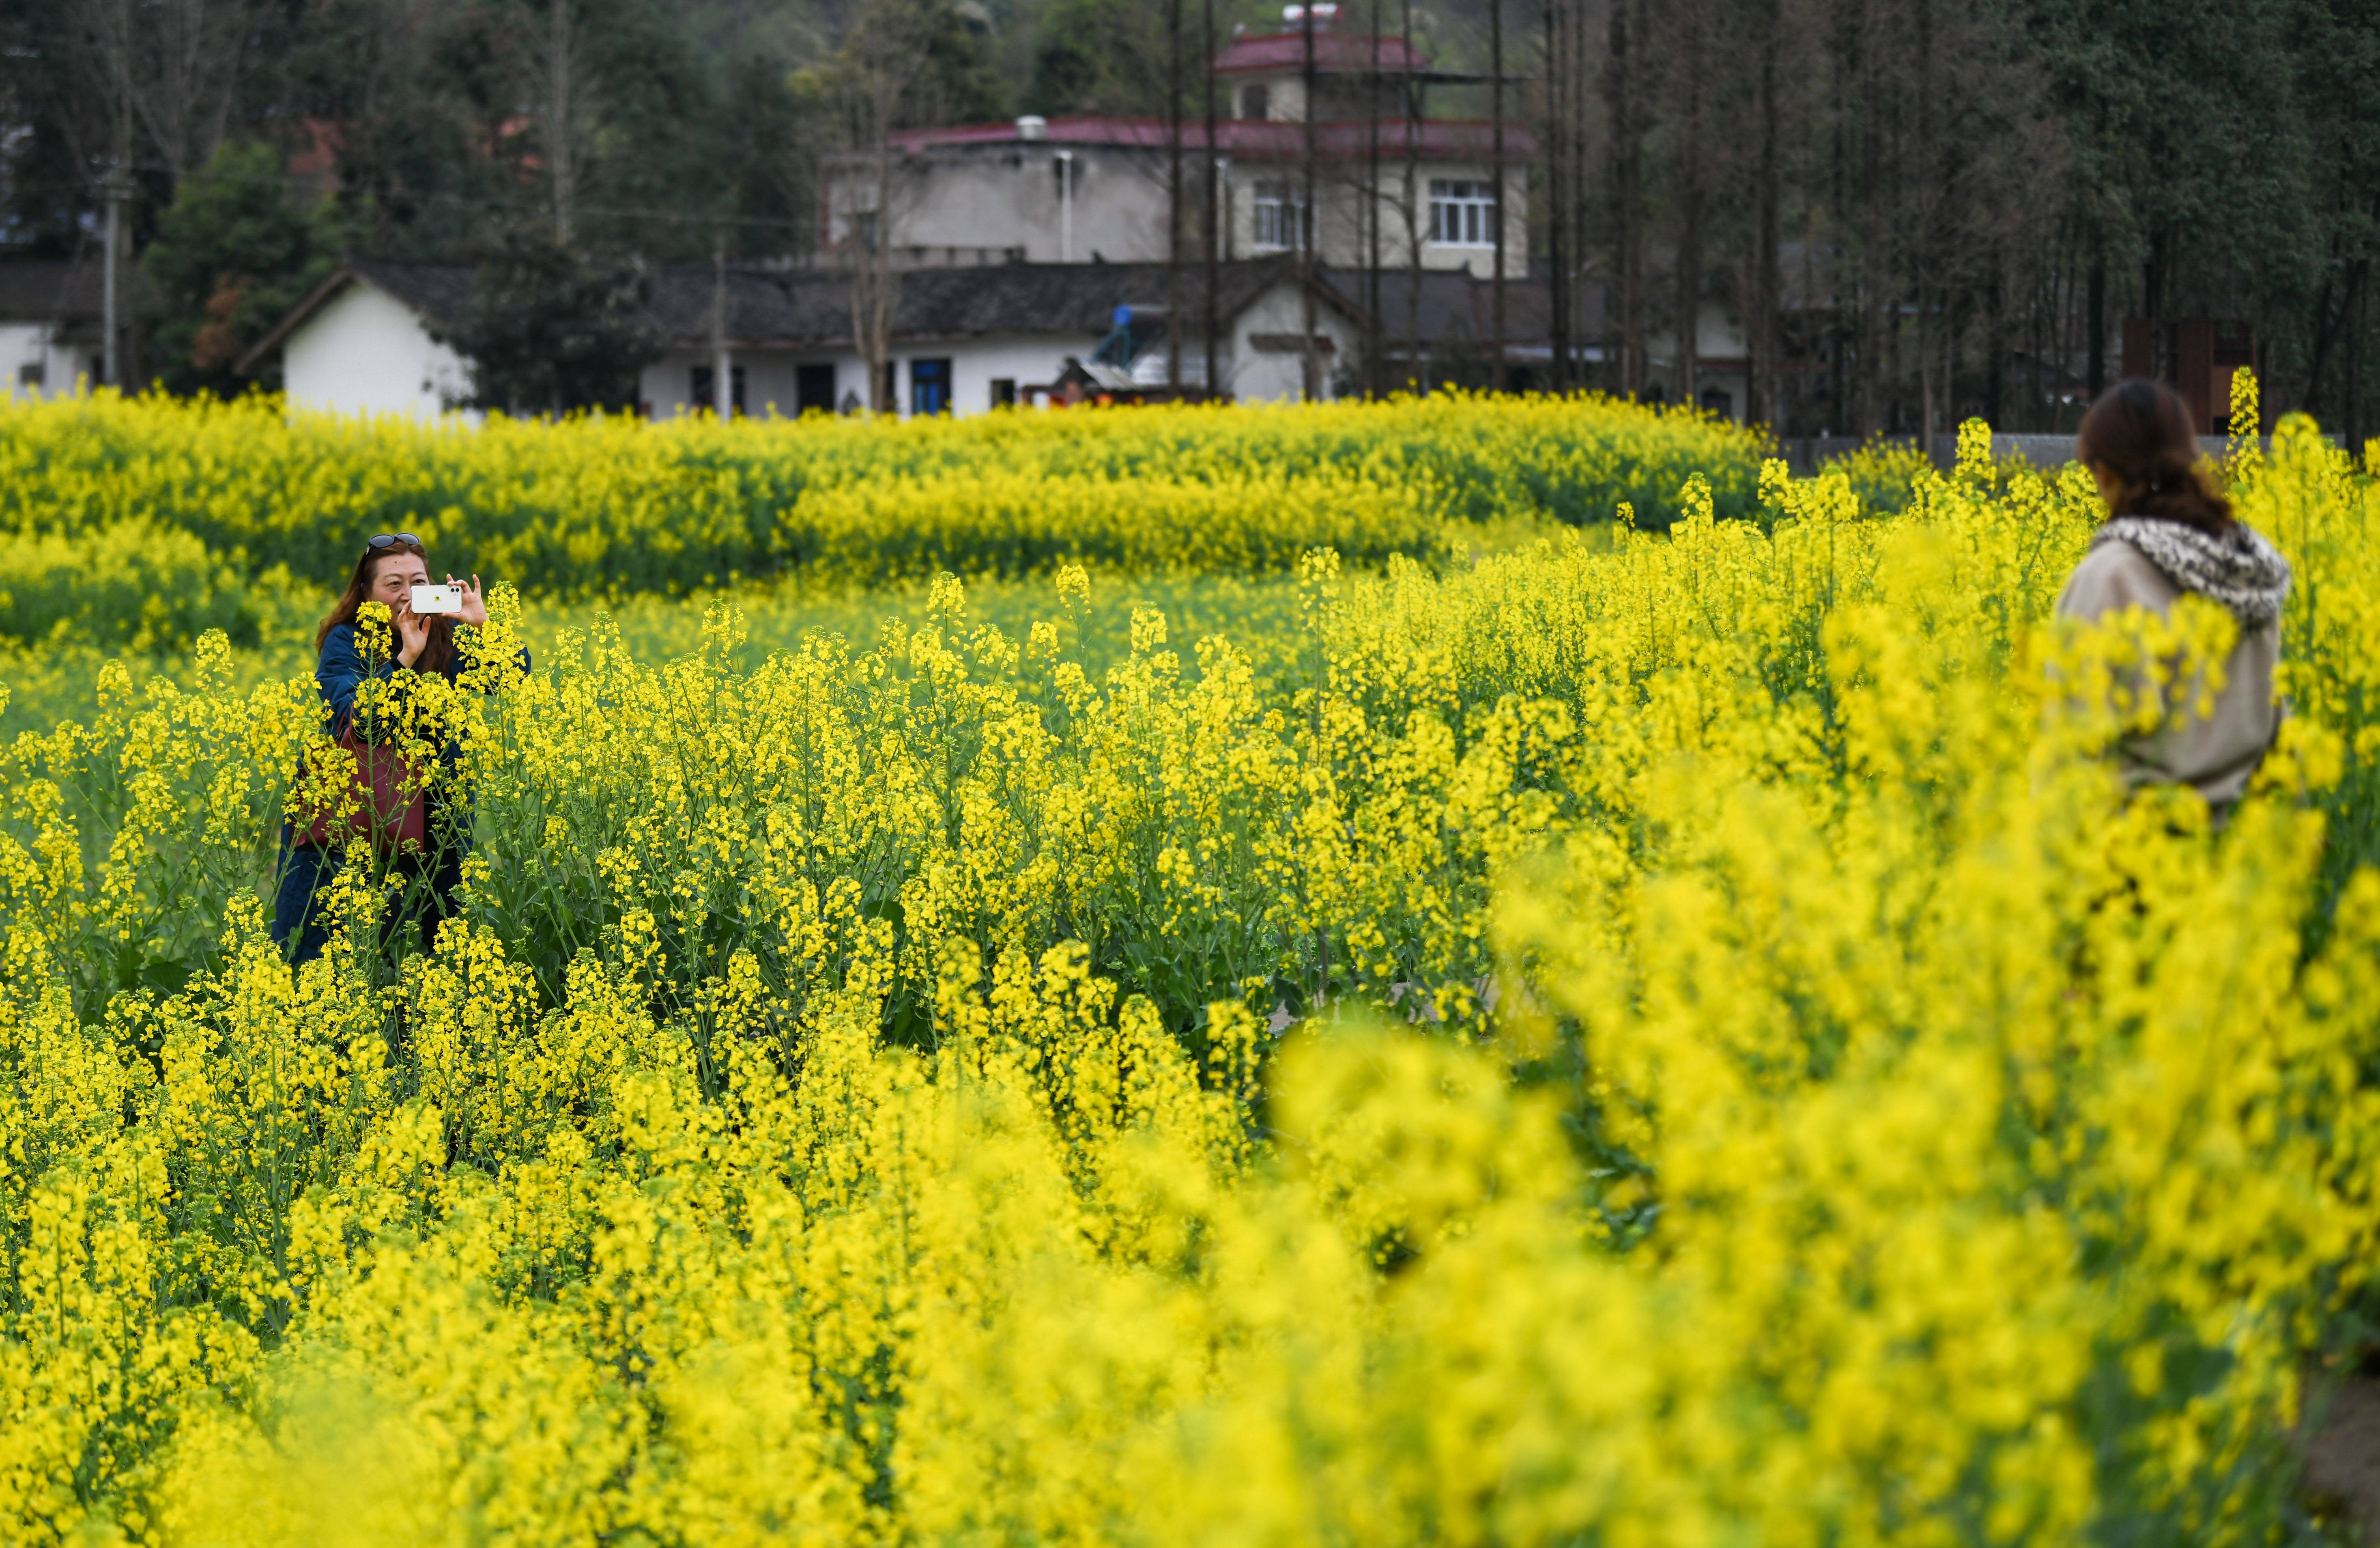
2056;378;2292;810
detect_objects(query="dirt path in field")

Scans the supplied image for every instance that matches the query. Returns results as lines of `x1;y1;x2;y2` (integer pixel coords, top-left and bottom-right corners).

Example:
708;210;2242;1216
2302;1365;2380;1541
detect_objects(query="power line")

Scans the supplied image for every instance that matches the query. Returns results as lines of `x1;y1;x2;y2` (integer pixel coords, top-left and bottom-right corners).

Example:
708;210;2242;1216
39;157;819;234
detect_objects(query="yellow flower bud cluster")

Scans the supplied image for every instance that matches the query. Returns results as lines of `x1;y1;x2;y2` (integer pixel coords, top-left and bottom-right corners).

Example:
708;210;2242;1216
0;411;2376;1543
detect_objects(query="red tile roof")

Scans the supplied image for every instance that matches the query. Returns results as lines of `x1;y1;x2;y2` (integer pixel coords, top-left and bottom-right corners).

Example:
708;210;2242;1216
1211;30;1430;75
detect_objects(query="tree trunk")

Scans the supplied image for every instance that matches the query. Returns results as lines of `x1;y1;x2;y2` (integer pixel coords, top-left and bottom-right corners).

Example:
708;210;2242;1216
1403;0;1421;391
1568;0;1590;392
2348;272;2365;449
1490;0;1507;393
1608;0;1639;396
1204;0;1220;395
851;131;903;416
2086;245;2106;400
1545;1;1567;394
1367;0;1384;398
2305;241;2371;417
1985;279;2005;430
1672;1;1702;409
2142;230;2166;381
548;0;580;245
1300;2;1320;401
1167;0;1183;388
1750;0;1780;429
1918;285;1935;442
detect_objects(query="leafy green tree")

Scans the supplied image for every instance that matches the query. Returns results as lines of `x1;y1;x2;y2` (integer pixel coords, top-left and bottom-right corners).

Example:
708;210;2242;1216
1020;0;1273;119
716;51;817;260
140;141;353;397
439;233;653;415
1021;0;1114;116
830;0;1007;127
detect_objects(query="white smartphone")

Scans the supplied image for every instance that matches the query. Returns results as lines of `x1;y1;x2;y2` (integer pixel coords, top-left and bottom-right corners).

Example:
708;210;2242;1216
410;583;463;615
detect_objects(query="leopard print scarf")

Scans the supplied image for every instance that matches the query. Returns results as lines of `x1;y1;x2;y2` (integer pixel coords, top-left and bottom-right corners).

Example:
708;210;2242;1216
2092;516;2293;631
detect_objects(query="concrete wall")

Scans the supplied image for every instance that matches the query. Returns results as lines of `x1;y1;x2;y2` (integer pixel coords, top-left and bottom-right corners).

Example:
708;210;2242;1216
828;146;1172;266
1223;281;1359;403
1638;299;1754;422
285;282;476;420
1226;159;1525;279
831;143;1526;279
634;312;1347;418
641;334;1105;421
0;323;98;398
1244;76;1308;123
643;350;808;419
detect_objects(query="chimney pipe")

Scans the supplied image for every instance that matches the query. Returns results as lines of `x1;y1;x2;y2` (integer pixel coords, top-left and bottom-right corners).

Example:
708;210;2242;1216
1057;150;1076;262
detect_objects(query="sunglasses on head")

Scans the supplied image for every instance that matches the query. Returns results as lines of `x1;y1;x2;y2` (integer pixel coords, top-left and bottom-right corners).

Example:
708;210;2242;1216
366;533;423;553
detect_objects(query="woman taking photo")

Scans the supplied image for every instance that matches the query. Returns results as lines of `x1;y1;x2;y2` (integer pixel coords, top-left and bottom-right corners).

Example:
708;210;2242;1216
271;532;526;965
2057;379;2292;814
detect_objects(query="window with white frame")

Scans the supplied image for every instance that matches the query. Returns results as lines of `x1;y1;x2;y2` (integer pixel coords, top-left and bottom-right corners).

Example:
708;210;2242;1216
1251;180;1311;250
1429;179;1498;246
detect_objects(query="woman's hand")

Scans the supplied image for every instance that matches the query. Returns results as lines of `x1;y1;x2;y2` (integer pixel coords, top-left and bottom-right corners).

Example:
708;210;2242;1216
450;574;489;629
394;597;430;668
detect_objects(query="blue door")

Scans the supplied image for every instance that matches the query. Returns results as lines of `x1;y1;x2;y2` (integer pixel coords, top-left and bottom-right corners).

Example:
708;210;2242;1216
911;358;953;416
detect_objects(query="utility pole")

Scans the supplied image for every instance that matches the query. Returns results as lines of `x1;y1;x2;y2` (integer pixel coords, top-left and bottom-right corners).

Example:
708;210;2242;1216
1299;0;1320;402
1490;0;1506;393
103;0;131;390
1204;0;1221;396
712;243;732;417
103;170;123;389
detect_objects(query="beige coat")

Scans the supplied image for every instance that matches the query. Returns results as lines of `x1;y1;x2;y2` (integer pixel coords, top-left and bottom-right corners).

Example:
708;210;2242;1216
2053;538;2282;805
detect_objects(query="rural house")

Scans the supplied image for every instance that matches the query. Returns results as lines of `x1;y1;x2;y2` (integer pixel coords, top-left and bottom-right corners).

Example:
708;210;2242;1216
238;255;1424;418
821;10;1534;281
0;259;113;398
234;262;478;420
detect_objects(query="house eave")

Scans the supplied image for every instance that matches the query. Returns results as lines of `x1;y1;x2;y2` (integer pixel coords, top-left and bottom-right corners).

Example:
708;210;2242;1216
232;266;364;376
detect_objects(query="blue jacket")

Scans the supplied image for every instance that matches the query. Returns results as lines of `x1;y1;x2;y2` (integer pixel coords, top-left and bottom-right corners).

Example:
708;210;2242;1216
316;622;532;741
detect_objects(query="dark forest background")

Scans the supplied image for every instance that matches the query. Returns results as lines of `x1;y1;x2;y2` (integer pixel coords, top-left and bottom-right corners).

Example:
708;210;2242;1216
2;0;2375;439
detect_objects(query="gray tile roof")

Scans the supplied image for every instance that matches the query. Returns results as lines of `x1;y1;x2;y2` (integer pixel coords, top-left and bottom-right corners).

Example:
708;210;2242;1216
0;259;90;323
1344;265;1585;349
350;260;477;334
642;256;1317;347
243;254;1572;362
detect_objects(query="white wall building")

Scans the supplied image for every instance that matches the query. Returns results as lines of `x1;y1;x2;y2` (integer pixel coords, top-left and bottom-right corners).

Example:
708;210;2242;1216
821;19;1533;284
0;261;105;398
241;256;1374;422
236;263;477;420
1640;299;1755;423
634;257;1364;419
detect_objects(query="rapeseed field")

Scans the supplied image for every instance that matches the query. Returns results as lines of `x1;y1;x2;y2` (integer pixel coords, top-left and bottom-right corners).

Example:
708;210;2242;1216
5;389;2380;1544
0;389;1758;608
